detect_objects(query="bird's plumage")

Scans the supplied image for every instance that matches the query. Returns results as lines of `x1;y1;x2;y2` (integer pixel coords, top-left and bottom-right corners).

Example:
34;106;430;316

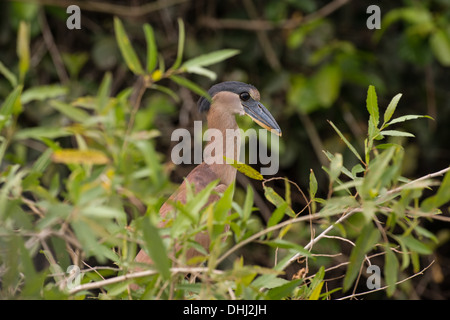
133;81;281;278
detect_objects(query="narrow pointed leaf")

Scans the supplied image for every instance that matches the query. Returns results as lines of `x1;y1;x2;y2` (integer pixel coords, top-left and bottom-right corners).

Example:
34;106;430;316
366;85;379;126
114;17;144;75
143;24;158;73
223;156;263;180
383;93;402;124
170;18;185;70
387;114;433;126
182;49;240;69
52;149;109;165
384;245;399;297
328;120;364;164
421;168;450;211
138;216;171;279
380;130;415;138
170;74;210;100
343;224;380;291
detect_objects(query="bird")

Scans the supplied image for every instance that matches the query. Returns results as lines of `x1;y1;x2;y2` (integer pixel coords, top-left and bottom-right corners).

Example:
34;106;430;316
133;81;281;268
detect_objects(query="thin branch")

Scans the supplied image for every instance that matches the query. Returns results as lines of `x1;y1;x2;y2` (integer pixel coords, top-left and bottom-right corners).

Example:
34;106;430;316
284;207;362;269
216;211;324;265
68;267;223;295
380;166;450;200
38;10;69;84
200;0;351;31
338;260;435;300
10;0;189;18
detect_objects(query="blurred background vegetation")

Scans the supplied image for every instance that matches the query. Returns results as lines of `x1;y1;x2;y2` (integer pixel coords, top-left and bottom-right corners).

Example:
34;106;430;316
1;0;450;299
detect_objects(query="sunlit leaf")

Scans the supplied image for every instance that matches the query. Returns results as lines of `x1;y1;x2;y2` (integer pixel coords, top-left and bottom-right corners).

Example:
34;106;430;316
380;130;415;138
182;49;240;69
308;281;324;300
223;156;263;180
383;93;402;124
52;149;109;165
21;85;67;104
17;21;30;83
366;85;379;127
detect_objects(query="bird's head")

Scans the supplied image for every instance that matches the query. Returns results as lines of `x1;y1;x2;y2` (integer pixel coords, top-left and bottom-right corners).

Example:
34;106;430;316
198;81;282;136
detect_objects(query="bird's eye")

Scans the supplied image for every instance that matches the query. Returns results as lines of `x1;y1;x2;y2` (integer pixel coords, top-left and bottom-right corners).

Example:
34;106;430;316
240;92;250;101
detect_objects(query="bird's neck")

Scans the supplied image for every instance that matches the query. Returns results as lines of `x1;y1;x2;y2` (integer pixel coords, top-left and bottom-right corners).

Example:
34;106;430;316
204;108;240;186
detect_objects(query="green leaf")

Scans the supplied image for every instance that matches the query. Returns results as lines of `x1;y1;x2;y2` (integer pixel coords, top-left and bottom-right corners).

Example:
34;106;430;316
169;74;210;100
386;114;433;126
242;185;254;221
185;180;218;221
309;169;318;199
262;239;312;258
0;86;22;119
80;205;125;220
383;93;402;124
97;72;112;112
0;60;18;87
361;146;397;199
143;23;158;73
366;85;379;127
264;186;295;217
185;66;217;80
329;152;343;183
171;18;185;70
49;100;90;123
138;216;171;279
421;169;450;211
380;130;415;138
113;17;144;75
267;278;302;300
401;234;432;255
267;202;288;230
430;29;450;66
384;245;399;297
182;49;240;69
17;21;30;83
21;85;67;104
343;224;380;291
13;126;72;140
313;64;342;108
328;120;364;164
150;84;180;103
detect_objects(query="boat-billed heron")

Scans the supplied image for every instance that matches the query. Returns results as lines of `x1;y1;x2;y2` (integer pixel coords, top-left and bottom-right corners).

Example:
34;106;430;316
134;81;281;267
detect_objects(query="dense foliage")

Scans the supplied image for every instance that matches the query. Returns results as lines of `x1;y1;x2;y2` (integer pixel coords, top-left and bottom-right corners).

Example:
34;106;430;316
0;0;450;300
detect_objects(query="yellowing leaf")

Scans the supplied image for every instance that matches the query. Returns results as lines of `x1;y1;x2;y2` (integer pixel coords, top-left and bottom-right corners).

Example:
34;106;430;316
308;281;324;300
223;156;263;180
52;149;109;165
